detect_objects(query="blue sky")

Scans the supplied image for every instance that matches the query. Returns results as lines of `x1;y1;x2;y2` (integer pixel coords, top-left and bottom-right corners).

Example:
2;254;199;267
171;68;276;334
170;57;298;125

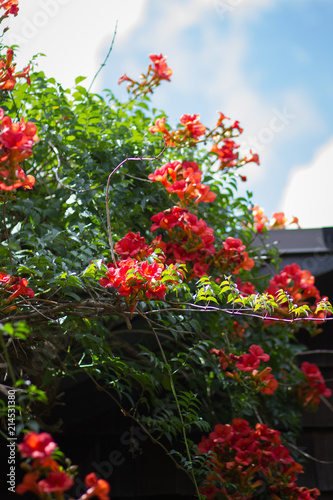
5;0;333;228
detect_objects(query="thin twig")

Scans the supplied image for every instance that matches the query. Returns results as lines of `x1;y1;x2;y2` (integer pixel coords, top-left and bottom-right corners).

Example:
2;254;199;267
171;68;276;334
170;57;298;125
87;21;118;94
123;172;153;183
144;303;333;322
253;406;263;423
18;295;55;323
296;350;333;355
287;441;333;464
10;91;20;119
3;295;332;328
1;298;132;328
49;142;103;193
105;148;166;264
134;310;199;338
140;311;202;498
2;197;12;265
320;394;333;413
0;334;16;384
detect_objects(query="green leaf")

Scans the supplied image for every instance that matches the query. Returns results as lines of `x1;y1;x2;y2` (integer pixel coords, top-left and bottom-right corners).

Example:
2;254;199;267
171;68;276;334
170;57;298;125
75;76;87;85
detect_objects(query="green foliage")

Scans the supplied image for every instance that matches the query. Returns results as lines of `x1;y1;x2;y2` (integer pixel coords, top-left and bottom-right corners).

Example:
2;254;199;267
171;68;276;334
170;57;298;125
1;35;331;500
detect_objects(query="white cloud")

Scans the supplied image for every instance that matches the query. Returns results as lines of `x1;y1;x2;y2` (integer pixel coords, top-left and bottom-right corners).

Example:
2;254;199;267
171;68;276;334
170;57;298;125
211;0;275;22
3;0;148;90
237;88;325;184
151;10;323;186
108;0;325;200
280;137;333;228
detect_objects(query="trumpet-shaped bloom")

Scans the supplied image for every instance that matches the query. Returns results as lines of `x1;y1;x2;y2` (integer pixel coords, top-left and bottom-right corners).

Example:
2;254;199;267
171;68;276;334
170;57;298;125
16;473;42;498
0;109;38;190
0;0;18;17
299;362;332;408
179;113;206;139
149;53;173;81
115;231;148;259
38;471;74;493
85;472;110;500
18;432;57;460
0;49;30;90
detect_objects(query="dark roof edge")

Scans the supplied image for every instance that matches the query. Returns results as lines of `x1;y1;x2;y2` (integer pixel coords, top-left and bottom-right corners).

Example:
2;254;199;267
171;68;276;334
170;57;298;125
253;227;333;254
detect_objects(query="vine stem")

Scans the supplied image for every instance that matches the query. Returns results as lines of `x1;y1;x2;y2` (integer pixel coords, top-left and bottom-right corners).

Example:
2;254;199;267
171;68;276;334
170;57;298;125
87;21;118;95
320;394;333;413
287;441;333;464
49;142;103;193
141;312;202;498
10;91;20;120
0;333;16;385
144;303;333;322
105;149;165;264
2;197;12;265
296;349;333;355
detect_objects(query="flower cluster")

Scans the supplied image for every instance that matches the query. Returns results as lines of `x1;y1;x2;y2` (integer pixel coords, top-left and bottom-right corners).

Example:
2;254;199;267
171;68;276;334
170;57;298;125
148;159;254;279
252;205;268;233
16;432;110;500
102;154;255;300
235;278;256;296
150;207;215;278
252;205;300;232
198;419;320;500
0;108;39;190
298;361;332;410
209;112;260;171
0;270;34;304
149;53;173;81
102;147;248;307
115;62;257;301
148;160;216;206
84;473;110;500
0;48;30;91
149;113;206;147
118;53;172;96
99;251;183;314
211;139;239;169
214;237;255;275
266;263;327;320
114;231;149;260
267;263;321;302
18;432;57;460
211;344;278;395
103;169;254;293
225;238;255;272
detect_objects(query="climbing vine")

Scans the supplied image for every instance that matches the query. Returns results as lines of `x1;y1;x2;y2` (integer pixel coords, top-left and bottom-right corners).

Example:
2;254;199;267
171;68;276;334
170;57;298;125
0;3;332;499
